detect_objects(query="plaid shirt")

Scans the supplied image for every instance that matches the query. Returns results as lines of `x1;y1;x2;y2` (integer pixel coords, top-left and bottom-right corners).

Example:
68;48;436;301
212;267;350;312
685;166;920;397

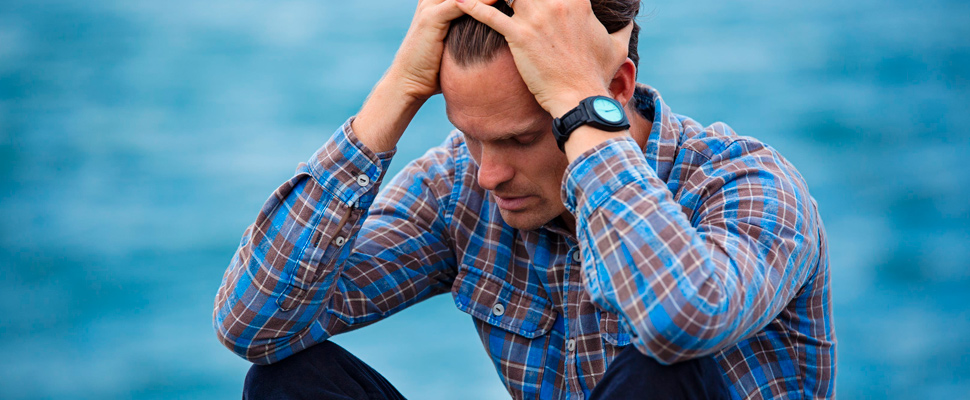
214;85;835;399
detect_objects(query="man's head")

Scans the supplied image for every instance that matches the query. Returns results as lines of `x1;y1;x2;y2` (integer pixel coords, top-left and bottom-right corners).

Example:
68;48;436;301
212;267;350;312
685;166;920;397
445;1;641;69
440;1;641;231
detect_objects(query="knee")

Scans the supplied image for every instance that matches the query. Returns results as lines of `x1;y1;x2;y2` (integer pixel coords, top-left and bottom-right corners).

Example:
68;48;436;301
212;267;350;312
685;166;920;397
601;346;730;399
633;349;726;387
635;349;721;379
243;342;348;400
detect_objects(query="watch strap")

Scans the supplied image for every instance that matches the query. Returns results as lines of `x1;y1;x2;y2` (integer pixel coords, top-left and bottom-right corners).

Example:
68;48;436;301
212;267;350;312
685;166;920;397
552;96;630;152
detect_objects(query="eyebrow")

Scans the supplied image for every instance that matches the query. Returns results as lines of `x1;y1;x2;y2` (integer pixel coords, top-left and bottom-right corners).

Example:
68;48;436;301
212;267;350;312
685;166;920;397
452;119;546;142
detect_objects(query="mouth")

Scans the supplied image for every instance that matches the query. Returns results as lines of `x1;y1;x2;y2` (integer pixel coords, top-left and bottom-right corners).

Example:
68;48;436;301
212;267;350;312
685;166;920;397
493;194;533;211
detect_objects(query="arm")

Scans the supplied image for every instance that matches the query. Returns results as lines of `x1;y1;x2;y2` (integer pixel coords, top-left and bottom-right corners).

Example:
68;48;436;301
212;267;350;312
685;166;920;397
213;123;460;364
354;0;466;152
564;136;821;364
213;0;466;364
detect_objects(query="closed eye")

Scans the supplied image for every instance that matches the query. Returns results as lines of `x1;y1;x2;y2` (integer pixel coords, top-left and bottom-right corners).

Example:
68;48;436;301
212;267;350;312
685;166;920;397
514;132;541;146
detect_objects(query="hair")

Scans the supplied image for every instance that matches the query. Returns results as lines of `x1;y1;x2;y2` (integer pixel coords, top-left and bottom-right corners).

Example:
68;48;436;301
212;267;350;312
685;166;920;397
445;1;641;68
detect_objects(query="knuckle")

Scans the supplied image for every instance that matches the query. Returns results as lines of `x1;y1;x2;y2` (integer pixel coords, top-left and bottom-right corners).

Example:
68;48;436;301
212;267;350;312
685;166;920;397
552;4;572;19
427;4;445;19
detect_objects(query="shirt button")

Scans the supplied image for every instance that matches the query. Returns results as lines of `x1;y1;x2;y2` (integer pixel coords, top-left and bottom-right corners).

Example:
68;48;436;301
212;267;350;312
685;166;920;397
491;303;505;317
333;236;346;246
567;339;576;352
355;174;370;187
572;251;582;264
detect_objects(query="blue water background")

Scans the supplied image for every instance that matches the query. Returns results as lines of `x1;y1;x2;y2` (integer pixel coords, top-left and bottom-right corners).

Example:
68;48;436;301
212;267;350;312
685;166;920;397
1;0;968;398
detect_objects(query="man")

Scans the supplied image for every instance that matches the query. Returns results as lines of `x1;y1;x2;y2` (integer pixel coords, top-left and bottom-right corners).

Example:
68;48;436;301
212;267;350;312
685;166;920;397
213;0;836;398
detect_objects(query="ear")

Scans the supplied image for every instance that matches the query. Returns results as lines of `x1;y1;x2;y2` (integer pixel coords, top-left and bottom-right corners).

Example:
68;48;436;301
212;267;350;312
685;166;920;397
607;58;637;107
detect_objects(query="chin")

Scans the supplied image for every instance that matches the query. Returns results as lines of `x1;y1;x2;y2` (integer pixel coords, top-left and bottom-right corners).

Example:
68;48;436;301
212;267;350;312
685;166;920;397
498;209;558;231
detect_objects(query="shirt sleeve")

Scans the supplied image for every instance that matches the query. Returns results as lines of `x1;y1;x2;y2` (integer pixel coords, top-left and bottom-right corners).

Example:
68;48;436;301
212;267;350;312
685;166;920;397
213;119;458;364
562;136;822;364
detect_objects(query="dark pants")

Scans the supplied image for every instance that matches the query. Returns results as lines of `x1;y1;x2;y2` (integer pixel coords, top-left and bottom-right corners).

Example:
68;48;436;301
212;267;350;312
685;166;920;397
244;341;731;399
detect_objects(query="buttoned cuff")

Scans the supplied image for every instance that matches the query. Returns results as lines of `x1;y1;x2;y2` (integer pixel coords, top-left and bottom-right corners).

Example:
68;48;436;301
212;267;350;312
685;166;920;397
304;117;396;208
561;137;656;218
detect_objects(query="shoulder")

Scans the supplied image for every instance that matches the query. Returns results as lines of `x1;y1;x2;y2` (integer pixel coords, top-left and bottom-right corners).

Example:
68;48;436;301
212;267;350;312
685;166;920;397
672;115;820;233
676;116;756;161
674;115;808;188
395;130;470;182
379;130;474;208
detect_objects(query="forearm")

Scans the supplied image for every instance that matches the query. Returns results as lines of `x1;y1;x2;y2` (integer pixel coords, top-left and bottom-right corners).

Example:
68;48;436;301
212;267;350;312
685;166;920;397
353;71;426;153
214;0;468;364
566;138;818;363
213;121;394;364
353;0;466;153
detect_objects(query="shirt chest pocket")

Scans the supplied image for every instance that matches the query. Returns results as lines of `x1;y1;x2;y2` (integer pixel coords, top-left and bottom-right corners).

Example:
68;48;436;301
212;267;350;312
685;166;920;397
451;264;557;339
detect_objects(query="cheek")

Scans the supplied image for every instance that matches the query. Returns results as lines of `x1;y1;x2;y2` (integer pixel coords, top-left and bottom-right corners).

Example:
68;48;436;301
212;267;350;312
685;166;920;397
526;146;569;194
464;135;482;166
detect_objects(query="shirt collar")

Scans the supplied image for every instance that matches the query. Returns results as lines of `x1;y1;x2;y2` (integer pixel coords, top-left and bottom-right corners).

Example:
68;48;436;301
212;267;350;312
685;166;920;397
631;84;683;183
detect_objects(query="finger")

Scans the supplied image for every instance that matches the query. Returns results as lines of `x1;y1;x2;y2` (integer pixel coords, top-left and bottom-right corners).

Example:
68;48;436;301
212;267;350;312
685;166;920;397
419;0;463;14
611;22;634;47
610;22;634;58
431;0;467;22
455;0;516;36
418;0;443;10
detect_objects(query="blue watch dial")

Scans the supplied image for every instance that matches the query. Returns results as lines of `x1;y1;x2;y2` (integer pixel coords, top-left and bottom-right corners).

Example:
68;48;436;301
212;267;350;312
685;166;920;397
592;98;623;123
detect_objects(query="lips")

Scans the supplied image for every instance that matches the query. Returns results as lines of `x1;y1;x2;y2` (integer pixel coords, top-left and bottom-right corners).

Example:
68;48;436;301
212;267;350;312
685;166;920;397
493;194;533;211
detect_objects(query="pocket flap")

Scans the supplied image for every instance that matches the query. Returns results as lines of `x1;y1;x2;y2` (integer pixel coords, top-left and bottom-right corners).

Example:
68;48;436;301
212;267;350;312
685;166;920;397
599;310;633;346
452;264;557;339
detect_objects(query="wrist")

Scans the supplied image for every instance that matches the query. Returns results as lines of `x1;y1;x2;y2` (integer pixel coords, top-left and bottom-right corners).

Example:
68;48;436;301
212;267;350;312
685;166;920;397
563;127;628;161
552;94;631;161
354;75;427;153
546;87;611;118
384;66;432;104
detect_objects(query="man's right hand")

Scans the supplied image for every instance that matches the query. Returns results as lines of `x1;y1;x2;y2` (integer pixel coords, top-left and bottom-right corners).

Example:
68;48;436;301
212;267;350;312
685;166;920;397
353;0;464;153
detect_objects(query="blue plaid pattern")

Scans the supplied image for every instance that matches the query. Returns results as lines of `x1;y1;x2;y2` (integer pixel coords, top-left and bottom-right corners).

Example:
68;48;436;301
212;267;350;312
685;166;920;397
214;85;835;399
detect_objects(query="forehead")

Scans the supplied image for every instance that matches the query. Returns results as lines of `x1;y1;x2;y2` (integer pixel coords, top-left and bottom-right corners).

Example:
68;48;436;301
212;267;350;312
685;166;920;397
440;50;551;141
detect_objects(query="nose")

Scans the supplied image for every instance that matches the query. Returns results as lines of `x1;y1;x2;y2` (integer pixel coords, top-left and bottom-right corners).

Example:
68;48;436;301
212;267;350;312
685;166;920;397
476;146;515;191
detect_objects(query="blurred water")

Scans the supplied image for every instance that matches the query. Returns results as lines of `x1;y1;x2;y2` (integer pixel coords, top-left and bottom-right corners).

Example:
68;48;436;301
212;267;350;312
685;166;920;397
0;0;967;398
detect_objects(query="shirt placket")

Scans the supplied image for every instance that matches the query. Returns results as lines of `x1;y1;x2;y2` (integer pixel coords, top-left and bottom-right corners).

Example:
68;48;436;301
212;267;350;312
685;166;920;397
564;245;586;400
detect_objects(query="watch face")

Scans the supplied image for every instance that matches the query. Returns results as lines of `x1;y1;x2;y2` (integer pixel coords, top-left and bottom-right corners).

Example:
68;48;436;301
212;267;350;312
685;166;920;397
592;98;624;123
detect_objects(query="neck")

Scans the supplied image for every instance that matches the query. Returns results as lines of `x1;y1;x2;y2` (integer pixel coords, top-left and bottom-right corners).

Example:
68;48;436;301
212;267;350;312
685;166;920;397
626;102;653;150
560;212;576;235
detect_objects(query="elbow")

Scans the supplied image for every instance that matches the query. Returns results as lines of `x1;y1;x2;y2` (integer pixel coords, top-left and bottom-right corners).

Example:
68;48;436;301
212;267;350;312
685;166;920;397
635;322;730;365
213;313;264;364
213;299;319;366
648;348;695;366
213;298;279;365
214;318;278;365
634;276;736;365
635;328;722;365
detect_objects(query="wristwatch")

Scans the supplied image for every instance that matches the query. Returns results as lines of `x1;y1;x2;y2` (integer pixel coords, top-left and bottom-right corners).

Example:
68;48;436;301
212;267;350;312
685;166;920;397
552;96;630;152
